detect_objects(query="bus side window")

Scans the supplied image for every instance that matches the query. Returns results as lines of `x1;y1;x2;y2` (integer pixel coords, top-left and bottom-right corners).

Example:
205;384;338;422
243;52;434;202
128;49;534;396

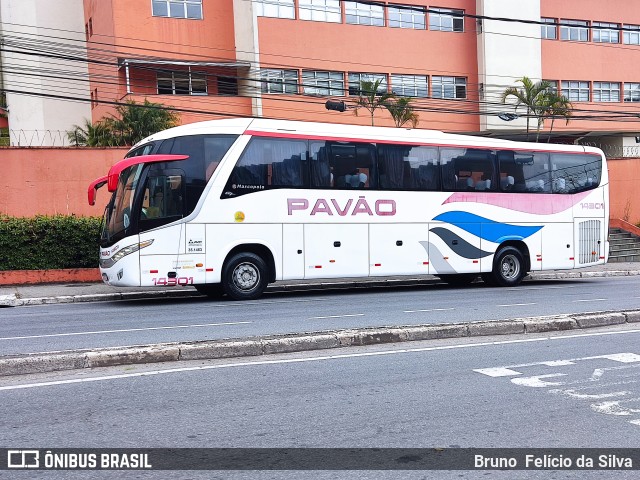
329;142;376;189
551;153;601;194
507;151;551;193
377;144;439;191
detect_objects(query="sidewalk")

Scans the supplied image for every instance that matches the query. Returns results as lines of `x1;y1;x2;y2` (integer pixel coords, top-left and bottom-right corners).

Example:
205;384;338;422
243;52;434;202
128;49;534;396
1;262;639;307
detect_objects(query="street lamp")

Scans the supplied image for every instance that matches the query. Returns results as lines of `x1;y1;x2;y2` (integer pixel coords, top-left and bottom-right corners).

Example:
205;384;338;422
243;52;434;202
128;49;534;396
325;100;347;112
498;113;519;122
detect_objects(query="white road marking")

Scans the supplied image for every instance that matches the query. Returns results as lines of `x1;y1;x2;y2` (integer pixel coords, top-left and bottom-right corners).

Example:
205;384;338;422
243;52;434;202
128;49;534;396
511;373;567;388
591;399;640;416
472;367;521;377
602;353;640;363
572;298;607;303
0;322;251;341
497;303;537;307
551;389;631;400
309;314;364;320
5;329;640;392
505;285;579;291
403;308;455;313
542;360;575;366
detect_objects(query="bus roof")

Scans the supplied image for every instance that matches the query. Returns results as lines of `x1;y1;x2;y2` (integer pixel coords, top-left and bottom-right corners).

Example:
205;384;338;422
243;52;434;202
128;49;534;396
132;117;604;157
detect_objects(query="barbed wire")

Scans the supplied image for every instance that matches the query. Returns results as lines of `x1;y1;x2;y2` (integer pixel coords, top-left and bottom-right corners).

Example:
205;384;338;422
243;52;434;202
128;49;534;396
579;142;640;158
0;129;134;147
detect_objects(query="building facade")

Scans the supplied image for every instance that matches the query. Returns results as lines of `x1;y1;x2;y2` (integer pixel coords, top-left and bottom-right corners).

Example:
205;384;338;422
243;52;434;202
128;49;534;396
0;0;91;145
4;0;640;150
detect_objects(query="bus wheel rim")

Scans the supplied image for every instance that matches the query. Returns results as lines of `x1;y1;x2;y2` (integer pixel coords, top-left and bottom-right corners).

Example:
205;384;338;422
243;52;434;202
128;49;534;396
232;262;260;291
500;254;520;279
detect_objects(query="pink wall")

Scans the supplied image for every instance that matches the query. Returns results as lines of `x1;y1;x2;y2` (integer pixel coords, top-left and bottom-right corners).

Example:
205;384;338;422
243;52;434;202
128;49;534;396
0;147;638;225
0;147;128;217
608;158;640;224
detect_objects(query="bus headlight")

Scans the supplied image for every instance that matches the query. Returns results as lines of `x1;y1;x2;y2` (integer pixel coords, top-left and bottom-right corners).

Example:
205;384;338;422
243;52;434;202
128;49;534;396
100;239;154;268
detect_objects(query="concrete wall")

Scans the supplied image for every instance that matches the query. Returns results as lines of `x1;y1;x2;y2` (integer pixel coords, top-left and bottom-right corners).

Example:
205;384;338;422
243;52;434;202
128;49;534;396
0;147;128;217
477;0;542;132
608;157;640;224
0;0;92;145
0;147;638;225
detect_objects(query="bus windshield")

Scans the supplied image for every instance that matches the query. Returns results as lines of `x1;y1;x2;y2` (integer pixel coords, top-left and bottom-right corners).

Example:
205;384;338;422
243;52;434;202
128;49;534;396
102;164;145;243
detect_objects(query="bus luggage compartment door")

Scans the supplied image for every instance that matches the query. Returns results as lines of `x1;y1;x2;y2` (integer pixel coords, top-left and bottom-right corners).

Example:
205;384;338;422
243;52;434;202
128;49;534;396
303;224;369;279
369;224;431;276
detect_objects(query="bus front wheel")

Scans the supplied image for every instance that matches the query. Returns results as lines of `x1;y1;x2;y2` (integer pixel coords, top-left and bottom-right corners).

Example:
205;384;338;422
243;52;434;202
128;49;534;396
487;246;526;287
222;252;268;300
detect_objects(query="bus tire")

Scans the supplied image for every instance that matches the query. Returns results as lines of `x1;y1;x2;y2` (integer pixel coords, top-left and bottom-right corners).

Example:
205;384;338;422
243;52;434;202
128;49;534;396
437;274;477;286
222;252;268;300
194;283;225;299
489;246;526;287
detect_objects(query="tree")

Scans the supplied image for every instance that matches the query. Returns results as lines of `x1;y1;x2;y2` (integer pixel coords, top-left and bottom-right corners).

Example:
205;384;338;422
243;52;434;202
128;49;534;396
385;95;420;128
540;91;573;142
352;79;393;126
67;118;118;147
67;99;179;147
501;77;552;141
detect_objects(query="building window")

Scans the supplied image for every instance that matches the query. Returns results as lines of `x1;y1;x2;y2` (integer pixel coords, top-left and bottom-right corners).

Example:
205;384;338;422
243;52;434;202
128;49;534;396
593;82;620;102
593;22;620;43
345;1;384;26
299;0;341;23
623;24;640;45
432;76;466;99
260;69;299;94
429;8;464;32
561;81;590;102
388;5;425;29
302;70;345;96
158;71;207;95
152;0;203;19
218;76;238;96
560;19;589;41
348;73;388;96
624;82;640;102
390;74;428;97
545;80;559;93
255;0;295;19
541;18;556;39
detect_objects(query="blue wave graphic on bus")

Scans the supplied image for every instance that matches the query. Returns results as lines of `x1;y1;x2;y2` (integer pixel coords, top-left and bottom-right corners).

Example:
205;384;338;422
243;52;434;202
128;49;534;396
432;211;543;244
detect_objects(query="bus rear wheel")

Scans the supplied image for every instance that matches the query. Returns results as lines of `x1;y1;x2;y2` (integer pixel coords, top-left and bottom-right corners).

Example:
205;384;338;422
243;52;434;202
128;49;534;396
222;252;268;300
487;246;526;287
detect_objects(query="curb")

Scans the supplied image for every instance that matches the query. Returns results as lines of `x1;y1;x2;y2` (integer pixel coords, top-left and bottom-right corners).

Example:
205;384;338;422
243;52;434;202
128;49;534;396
2;309;639;378
1;269;639;308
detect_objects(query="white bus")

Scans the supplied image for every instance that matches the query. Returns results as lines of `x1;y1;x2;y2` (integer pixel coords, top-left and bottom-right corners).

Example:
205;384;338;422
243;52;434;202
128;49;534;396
89;118;608;300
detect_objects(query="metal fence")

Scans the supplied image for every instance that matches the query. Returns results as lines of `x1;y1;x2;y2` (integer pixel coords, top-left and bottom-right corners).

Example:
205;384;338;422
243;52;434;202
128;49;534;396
0;130;130;147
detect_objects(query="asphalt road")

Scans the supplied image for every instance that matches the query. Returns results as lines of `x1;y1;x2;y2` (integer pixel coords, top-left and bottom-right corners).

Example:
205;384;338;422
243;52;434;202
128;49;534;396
1;277;640;356
2;324;640;479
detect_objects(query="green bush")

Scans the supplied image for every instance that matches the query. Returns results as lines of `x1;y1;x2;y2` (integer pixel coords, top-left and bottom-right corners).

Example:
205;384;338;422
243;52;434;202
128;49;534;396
0;215;102;270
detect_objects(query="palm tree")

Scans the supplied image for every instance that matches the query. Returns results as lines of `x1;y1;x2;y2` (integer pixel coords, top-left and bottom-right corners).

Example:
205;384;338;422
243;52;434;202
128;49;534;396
353;79;393;126
67;99;179;147
67;118;116;147
540;91;573;142
385;95;420;128
110;99;179;146
501;77;552;141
